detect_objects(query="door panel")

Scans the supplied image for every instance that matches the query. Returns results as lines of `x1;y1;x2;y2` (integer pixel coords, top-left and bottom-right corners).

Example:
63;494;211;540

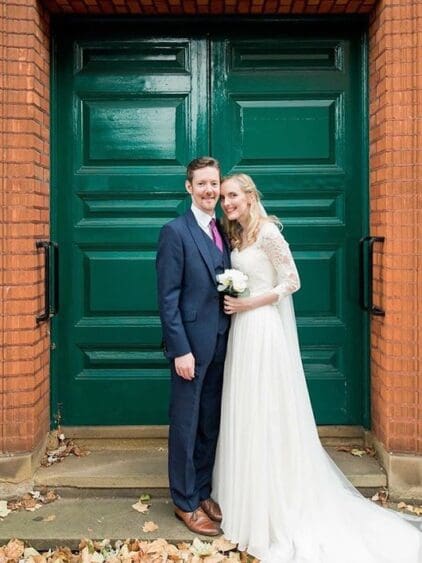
53;24;367;426
54;33;208;424
212;35;365;423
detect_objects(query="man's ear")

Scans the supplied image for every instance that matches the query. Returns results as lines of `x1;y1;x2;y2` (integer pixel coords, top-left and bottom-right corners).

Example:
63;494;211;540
185;180;192;194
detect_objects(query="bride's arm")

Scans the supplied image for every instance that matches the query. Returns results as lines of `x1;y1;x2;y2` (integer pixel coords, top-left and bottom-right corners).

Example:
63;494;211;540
260;222;301;300
224;222;300;315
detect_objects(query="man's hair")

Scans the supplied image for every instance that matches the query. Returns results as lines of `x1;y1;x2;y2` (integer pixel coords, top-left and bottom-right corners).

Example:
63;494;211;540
186;156;221;183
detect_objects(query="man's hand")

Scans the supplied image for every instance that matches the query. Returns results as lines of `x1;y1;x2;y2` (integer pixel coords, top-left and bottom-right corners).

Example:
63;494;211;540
174;352;195;380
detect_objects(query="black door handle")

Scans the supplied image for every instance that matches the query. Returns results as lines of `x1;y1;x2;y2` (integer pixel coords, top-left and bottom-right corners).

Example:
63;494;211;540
359;236;385;316
36;241;59;323
36;240;50;323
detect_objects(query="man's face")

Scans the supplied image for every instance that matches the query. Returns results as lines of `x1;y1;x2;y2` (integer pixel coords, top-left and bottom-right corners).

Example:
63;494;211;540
185;166;220;216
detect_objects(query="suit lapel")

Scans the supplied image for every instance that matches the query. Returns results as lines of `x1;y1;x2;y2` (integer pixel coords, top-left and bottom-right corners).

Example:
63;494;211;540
185;210;217;284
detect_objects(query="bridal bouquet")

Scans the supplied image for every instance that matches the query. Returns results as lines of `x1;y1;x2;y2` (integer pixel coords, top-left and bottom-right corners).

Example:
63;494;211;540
217;269;249;297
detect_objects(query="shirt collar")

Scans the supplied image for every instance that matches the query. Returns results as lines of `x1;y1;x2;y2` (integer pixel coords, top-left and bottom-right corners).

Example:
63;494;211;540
191;203;215;230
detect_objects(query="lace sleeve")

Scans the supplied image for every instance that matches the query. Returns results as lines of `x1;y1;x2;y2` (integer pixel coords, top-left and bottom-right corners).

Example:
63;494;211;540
259;222;301;300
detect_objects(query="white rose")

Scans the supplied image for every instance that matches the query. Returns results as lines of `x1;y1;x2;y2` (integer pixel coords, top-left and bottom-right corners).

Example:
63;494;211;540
232;278;247;293
217;271;231;290
230;270;248;293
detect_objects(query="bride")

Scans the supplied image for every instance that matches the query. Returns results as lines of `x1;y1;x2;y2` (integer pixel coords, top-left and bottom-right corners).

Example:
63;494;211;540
212;173;422;563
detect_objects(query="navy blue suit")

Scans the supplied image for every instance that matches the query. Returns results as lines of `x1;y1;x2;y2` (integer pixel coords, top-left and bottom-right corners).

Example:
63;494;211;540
156;209;231;511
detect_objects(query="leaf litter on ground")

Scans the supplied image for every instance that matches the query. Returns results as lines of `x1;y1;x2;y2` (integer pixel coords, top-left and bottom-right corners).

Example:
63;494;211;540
0;537;246;562
0;489;60;520
41;430;90;467
336;445;376;457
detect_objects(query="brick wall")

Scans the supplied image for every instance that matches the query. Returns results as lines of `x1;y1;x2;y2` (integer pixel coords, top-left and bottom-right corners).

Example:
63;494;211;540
41;0;376;15
0;0;420;457
369;0;421;454
0;0;51;453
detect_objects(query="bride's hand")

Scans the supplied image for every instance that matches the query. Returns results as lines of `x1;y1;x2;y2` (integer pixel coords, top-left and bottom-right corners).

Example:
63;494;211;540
224;295;254;314
224;291;279;314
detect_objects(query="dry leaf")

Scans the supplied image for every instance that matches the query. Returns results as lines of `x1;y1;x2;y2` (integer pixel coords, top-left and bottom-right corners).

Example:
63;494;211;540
371;489;389;504
4;539;25;560
0;501;10;519
23;547;41;559
397;502;422;516
336;446;352;453
213;537;237;553
177;542;191;550
350;448;366;457
190;538;216;557
42;514;56;522
132;500;150;514
204;555;226;563
142;521;159;533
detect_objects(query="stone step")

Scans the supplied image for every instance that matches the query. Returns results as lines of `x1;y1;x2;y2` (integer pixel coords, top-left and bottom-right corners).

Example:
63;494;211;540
0;497;208;551
34;445;387;498
61;425;365;450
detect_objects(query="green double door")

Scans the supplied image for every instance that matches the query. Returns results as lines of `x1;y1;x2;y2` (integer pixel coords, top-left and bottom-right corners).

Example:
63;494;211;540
52;21;368;426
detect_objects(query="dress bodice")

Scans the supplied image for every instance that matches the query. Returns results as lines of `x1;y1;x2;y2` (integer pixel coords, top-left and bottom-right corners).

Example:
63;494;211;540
231;222;300;300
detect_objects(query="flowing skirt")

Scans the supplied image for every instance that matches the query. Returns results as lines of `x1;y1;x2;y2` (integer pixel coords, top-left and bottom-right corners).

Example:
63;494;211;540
212;302;422;563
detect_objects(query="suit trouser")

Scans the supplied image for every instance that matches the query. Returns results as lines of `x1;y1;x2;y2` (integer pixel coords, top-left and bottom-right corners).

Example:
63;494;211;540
168;332;227;512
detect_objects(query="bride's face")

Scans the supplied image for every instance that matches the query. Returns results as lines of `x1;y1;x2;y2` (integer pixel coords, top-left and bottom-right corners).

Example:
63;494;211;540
220;179;251;224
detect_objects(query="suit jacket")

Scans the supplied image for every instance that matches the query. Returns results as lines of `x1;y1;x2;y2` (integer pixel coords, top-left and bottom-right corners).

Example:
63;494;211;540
156;209;231;366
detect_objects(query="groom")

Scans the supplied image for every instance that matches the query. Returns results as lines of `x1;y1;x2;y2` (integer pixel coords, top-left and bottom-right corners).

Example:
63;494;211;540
156;157;230;535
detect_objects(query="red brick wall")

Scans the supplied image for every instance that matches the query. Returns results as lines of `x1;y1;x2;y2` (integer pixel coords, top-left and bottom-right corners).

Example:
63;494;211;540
0;0;51;453
0;0;420;457
369;0;421;454
42;0;376;15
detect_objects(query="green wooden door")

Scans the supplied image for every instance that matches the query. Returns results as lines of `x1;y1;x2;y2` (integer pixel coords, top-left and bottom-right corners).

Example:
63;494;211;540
212;32;367;424
52;22;367;426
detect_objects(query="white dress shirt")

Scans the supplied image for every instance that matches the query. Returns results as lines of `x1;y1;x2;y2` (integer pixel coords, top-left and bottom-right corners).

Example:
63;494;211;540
191;203;215;239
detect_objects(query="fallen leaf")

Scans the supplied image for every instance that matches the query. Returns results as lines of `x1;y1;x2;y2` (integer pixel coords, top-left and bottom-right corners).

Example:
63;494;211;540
336;446;353;453
371;489;389;504
350;448;366;457
44;490;60;503
205;555;226;562
4;539;25;559
213;537;237;553
0;501;11;518
25;503;42;512
23;547;41;559
142;521;159;533
42;514;56;522
132;500;150;514
397;502;422;516
190;537;216;557
177;542;191;550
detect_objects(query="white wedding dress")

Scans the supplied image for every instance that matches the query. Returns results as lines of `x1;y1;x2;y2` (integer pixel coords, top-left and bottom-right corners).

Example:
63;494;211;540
212;221;422;563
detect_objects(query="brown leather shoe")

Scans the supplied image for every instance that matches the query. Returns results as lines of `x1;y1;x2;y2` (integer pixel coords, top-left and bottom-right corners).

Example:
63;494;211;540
200;498;222;522
174;506;221;536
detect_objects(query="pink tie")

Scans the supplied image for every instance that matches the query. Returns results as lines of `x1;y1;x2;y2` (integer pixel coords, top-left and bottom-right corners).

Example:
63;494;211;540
210;218;223;253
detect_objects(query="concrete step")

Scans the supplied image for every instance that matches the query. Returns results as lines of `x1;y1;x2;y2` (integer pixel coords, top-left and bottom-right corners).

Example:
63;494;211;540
62;425;365;450
34;445;387;498
0;497;209;550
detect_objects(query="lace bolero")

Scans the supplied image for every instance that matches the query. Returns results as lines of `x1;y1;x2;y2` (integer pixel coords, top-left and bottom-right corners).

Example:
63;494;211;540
257;222;301;301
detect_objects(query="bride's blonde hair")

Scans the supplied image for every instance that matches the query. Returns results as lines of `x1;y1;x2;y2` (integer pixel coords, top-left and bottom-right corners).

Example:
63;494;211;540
221;173;280;250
